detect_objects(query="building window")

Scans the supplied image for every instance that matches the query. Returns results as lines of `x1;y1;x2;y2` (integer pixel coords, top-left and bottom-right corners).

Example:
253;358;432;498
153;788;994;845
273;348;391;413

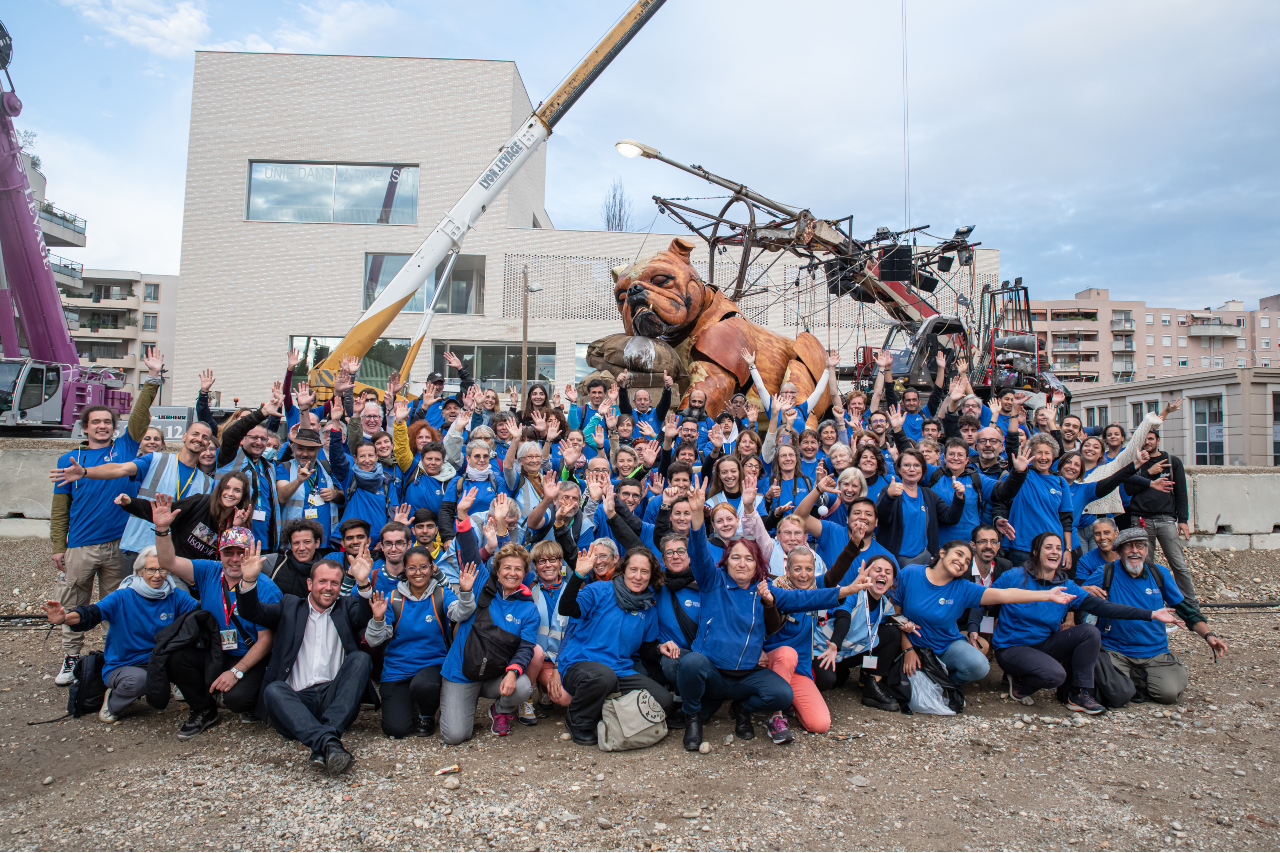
143;283;160;302
1147;355;1156;366
1262;316;1270;328
1193;396;1224;465
1177;314;1186;326
1178;336;1187;348
1145;313;1154;325
1085;407;1095;428
1161;314;1171;326
431;340;555;392
1263;357;1271;367
246;161;420;224
1162;335;1172;347
1145;334;1154;346
437;258;486;315
1178;357;1188;367
1131;403;1144;429
1237;338;1246;350
289;335;411;392
141;341;157;357
1263;337;1271;349
1214;357;1224;369
575;343;591;383
1097;405;1109;426
142;313;158;332
1236;317;1246;327
1275;392;1280;466
1162;355;1172;366
1201;356;1210;367
1237;357;1247;368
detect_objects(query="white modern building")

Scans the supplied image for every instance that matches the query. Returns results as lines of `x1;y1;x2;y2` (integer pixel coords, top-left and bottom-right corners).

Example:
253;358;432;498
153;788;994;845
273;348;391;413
172;51;999;405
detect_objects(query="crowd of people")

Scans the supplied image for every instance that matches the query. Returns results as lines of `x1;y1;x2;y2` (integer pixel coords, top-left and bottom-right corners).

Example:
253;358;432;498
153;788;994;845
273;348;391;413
42;346;1228;775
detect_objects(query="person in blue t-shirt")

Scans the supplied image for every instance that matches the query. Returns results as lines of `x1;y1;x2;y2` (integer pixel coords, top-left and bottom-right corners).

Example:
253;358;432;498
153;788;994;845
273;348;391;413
41;547;201;727
744;347;836;435
991;531;1180;714
153;495;281;729
550;548;677;747
990;436;1075;567
1093;528;1228;706
890;541;1076;687
368;546;470;738
875;449;966;567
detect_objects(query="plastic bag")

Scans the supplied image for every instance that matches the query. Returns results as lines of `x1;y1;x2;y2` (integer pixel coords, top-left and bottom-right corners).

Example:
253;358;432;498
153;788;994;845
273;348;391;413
907;670;956;715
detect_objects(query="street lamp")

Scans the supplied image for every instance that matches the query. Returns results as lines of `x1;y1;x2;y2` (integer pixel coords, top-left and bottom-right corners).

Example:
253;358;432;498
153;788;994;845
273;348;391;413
615;139;660;159
614;139;799;218
520;265;543;403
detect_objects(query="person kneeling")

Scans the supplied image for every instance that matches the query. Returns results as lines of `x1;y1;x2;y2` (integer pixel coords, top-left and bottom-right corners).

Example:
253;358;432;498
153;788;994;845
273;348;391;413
236;549;379;776
1089;527;1227;706
549;547;678;746
41;547;203;730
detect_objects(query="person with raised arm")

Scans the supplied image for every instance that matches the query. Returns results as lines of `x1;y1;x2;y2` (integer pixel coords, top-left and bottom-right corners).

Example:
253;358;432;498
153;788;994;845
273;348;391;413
216;380;286;550
674;475;870;750
743;348;837;434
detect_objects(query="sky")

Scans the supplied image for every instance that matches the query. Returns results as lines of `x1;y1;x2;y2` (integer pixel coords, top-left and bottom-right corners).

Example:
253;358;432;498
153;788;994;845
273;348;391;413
6;0;1280;309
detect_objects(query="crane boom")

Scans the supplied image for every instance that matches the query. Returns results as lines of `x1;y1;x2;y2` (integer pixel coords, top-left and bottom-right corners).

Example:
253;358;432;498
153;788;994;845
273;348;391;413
310;0;669;394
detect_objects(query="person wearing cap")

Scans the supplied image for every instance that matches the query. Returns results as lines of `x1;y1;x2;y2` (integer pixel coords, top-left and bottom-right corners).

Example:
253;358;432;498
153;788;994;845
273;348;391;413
152;494;281;730
1089;526;1227;706
277;413;350;549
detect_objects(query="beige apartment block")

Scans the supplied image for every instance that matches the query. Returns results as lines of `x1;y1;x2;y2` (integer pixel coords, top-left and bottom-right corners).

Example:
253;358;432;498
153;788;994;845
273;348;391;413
173;51;999;407
1031;288;1277;388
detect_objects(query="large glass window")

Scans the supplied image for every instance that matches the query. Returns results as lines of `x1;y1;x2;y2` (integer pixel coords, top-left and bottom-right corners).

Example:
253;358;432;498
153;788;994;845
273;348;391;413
1193;396;1224;465
1097;405;1109;426
142;313;158;332
247;162;419;225
1273;392;1279;466
289;335;411;392
144;283;160;302
362;254;485;314
431;340;555;392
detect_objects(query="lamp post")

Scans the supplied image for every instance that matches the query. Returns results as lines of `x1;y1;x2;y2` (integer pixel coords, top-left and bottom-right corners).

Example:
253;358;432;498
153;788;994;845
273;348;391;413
520;265;543;404
615;139;799;218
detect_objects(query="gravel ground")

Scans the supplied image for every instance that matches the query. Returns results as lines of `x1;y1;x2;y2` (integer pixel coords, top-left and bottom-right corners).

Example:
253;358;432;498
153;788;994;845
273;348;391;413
1;538;1278;852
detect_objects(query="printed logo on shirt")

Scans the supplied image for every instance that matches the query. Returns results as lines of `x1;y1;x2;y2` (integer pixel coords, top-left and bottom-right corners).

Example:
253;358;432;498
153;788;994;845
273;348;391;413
159;611;171;621
1145;588;1155;595
1049;489;1061;496
684;599;699;608
426;615;434;622
938;597;953;606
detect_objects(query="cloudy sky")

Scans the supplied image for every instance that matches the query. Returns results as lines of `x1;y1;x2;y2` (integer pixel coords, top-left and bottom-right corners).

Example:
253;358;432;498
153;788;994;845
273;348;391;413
8;0;1280;307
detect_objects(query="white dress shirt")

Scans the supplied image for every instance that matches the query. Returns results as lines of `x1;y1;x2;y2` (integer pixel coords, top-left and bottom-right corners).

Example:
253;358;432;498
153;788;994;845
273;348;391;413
243;579;371;691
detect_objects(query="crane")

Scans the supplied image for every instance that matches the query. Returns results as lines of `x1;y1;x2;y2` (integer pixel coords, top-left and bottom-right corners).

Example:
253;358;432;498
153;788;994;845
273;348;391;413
0;20;132;429
307;0;669;398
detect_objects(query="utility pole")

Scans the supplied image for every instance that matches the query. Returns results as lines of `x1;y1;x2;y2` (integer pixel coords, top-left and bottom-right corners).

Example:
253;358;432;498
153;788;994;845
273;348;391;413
521;265;529;404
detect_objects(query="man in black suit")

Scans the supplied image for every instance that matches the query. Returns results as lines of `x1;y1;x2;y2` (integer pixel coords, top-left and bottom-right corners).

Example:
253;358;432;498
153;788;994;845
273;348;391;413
236;543;385;776
963;524;1013;656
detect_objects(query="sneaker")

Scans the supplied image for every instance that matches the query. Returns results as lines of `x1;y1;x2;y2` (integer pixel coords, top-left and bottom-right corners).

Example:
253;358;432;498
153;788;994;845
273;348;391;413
172;684;185;703
1066;689;1106;716
99;688;118;723
488;705;514;737
240;713;260;724
54;654;79;687
177;708;221;740
1008;673;1035;706
517;701;538;727
534;699;555;718
767;714;794;745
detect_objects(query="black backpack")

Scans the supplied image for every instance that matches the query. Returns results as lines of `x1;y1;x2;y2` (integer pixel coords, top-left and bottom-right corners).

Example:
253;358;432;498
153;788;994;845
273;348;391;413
69;651;107;718
927;466;985;507
460;584;527;682
390;587;454;650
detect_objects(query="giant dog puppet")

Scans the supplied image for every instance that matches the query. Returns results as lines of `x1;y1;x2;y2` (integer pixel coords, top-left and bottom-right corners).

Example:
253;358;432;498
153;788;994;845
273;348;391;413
589;237;832;427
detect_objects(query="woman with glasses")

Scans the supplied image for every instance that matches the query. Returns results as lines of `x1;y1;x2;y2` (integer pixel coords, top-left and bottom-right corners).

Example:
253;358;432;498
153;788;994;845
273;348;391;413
504;440;548;523
368;546;473;738
41;546;201;725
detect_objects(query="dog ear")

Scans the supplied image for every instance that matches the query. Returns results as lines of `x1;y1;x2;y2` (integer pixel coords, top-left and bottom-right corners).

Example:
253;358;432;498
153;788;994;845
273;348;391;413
669;238;696;263
611;263;629;285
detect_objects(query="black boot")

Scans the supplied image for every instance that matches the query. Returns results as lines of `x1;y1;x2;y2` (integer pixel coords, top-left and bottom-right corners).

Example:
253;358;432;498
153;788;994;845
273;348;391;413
732;701;755;740
860;675;901;712
683;717;703;751
665;708;687;730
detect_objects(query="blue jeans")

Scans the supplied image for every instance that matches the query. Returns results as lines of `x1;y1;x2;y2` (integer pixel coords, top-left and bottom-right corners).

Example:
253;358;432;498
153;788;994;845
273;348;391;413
939;638;990;686
264;652;372;753
675;651;792;719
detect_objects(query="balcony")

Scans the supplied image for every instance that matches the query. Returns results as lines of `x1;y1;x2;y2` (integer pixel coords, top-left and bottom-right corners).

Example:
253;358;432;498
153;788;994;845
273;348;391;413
38;203;87;248
72;324;139;341
1111;339;1136;353
80;354;137;371
1113;359;1136;372
1185;319;1242;338
61;293;141;310
49;254;83;290
1110;318;1136;331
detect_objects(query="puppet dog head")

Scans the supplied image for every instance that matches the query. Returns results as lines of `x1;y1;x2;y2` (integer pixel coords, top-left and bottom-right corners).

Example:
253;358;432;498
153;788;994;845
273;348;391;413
612;238;716;343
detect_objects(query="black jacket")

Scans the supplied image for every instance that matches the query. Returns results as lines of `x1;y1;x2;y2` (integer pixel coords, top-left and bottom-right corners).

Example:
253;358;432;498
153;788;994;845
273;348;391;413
875;484;965;559
1127;451;1188;523
236;583;374;720
147;610;224;710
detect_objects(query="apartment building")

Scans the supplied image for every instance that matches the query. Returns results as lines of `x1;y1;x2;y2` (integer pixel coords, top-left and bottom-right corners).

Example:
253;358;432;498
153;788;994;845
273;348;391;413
19;154;180;392
173;51;1000;404
1031;288;1277;387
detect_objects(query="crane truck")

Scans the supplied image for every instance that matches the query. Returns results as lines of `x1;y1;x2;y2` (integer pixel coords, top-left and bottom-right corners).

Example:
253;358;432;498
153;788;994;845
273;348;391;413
0;20;132;429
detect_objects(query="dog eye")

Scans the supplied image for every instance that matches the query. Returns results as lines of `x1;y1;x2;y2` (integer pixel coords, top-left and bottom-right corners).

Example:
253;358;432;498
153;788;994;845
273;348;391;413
650;274;672;286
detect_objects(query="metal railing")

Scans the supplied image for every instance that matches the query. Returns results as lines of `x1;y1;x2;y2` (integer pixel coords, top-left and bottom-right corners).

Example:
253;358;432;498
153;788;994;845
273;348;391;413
48;254;83;279
1110;318;1135;331
1111;340;1136;353
37;203;87;235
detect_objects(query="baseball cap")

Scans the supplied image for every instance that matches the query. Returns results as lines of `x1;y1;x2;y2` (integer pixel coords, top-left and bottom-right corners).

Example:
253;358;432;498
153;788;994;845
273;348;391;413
219;527;255;552
427;372;445;383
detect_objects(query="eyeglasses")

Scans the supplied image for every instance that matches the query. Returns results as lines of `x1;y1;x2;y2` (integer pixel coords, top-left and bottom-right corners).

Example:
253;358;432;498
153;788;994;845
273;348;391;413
977;438;1001;445
534;557;561;566
405;565;433;574
662;548;688;558
244;435;267;443
382;540;408;550
140;566;168;577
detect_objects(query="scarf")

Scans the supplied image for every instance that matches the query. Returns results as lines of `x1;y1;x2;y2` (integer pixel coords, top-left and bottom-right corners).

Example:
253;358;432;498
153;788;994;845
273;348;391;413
121;573;175;601
611;574;655;613
284;550;314;579
351;465;384;492
664;568;697;592
772;573;814;592
465;464;491;481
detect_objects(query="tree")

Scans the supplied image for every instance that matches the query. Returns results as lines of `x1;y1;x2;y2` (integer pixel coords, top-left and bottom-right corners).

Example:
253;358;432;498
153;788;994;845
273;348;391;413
601;178;634;232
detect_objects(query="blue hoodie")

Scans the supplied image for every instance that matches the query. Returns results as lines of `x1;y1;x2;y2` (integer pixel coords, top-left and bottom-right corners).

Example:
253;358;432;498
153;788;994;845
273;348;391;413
441;556;539;684
556;579;658;677
381;580;459;681
687;525;840;672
